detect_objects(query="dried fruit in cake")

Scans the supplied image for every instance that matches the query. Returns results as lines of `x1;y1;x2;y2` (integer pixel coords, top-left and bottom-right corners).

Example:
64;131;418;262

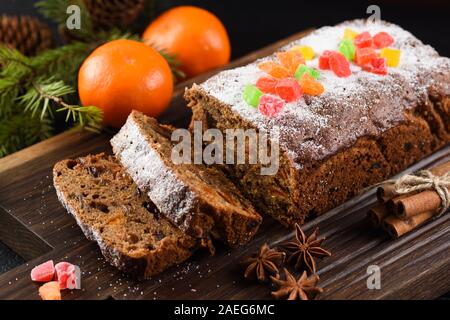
343;27;358;40
339;39;355;61
275;78;302;102
31;260;55;282
355;47;377;66
294;65;320;80
256;76;278;94
329;51;352;77
373;31;394;49
277;51;305;74
243;84;263;107
299;73;324;96
318;50;333;70
55;262;81;290
53;153;198;279
258;61;290;78
258;94;284;117
363;57;388;75
380;47;401;67
354;31;373;48
291;45;315;60
39;281;61;300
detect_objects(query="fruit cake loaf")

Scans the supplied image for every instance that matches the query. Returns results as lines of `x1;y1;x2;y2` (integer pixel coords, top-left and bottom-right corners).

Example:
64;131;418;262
53;153;197;279
185;19;450;226
111;111;262;247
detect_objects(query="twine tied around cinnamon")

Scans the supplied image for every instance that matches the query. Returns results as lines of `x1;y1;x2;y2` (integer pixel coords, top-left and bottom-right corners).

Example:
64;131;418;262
383;170;450;216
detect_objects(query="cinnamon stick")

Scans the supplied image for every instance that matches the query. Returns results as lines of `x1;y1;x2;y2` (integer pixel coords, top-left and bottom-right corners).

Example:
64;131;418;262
367;204;389;227
376;161;450;204
377;183;396;203
382;211;435;238
391;161;450;218
386;194;410;215
395;190;442;218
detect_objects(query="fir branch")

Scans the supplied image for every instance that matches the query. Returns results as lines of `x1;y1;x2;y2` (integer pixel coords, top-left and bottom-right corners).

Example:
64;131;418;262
31;41;92;86
0;112;52;158
57;105;103;132
17;78;103;132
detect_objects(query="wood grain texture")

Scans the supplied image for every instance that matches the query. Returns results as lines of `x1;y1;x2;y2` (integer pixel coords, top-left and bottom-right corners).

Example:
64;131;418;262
0;29;449;300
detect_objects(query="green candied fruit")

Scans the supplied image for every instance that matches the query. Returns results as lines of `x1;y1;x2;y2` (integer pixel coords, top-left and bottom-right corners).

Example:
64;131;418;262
294;64;320;80
339;39;355;61
243;84;263;107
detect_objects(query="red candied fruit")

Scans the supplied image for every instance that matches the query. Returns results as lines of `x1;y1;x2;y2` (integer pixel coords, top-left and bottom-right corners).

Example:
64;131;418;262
318;50;333;70
329;52;352;77
256;76;278;94
354;31;373;48
258;94;284;117
373;32;394;49
355;47;377;66
31;260;55;282
275;78;302;102
363;57;388;75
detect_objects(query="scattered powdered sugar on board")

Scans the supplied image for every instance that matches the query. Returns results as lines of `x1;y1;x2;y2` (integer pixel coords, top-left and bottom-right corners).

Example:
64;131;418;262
199;19;450;167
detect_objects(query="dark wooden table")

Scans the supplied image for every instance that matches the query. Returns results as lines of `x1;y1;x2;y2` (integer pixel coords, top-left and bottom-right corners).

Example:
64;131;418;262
0;30;449;300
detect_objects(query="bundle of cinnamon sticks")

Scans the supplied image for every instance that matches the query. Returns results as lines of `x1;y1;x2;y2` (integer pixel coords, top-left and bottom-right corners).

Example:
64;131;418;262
368;161;450;238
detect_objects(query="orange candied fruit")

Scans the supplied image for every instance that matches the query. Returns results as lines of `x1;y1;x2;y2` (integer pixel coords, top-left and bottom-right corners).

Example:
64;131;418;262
258;61;290;79
299;73;324;96
276;51;305;74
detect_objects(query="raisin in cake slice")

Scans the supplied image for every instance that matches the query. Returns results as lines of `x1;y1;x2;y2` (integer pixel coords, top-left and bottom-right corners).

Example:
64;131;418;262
111;111;262;247
53;153;197;279
186;19;450;226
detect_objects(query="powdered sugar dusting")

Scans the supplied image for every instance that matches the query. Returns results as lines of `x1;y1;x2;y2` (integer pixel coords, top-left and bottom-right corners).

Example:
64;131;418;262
199;20;450;167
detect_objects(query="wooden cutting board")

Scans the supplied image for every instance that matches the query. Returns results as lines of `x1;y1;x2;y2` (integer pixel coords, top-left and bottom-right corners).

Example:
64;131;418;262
0;29;449;300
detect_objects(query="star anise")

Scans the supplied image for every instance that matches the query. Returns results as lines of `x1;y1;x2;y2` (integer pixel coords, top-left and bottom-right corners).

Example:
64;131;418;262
282;224;331;274
270;268;323;300
243;243;285;282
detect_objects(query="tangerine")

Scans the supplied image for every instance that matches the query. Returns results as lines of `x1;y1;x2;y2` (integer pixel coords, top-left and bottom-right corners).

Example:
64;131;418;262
142;6;231;78
78;39;173;128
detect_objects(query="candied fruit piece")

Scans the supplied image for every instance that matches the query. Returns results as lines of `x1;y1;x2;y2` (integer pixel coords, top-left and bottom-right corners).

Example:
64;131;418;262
354;31;373;48
243;84;263;107
373;31;394;49
299;73;324;96
39;281;61;300
294;64;320;80
329;52;352;77
258;94;284;117
343;28;358;40
291;45;315;60
339;39;355;61
256;77;278;94
380;47;401;67
277;51;305;74
258;61;290;78
355;47;377;66
275;78;302;102
55;262;81;290
318;50;333;70
369;57;388;75
31;260;55;282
